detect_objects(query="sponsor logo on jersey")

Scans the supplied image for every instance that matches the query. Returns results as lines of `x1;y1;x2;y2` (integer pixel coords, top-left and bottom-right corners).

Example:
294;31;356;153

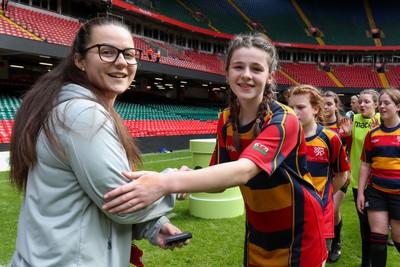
226;144;237;153
314;147;325;156
308;146;327;162
252;143;269;155
355;121;373;129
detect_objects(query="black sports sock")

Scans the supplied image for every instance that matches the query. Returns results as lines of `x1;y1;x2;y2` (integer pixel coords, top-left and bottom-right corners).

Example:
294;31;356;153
369;232;388;267
333;219;342;245
360;211;371;267
361;237;371;267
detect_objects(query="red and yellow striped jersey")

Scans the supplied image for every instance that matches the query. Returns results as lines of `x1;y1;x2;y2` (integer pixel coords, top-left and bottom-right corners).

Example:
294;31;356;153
305;124;350;238
361;124;400;195
210;100;328;267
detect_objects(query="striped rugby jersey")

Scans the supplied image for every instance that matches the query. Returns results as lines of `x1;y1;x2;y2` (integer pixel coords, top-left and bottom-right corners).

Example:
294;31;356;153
305;124;350;238
210;100;328;267
361;123;400;194
326;120;347;149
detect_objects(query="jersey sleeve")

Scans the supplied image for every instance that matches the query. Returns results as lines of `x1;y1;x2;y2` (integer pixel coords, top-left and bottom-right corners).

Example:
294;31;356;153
239;112;302;176
330;132;351;173
361;130;373;163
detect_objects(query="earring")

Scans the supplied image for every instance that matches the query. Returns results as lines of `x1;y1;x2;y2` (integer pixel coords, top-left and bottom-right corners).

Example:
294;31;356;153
81;68;85;71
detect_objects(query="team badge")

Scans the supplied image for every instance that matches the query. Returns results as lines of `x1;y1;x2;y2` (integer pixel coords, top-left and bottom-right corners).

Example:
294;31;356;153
314;147;325;156
252;143;269;155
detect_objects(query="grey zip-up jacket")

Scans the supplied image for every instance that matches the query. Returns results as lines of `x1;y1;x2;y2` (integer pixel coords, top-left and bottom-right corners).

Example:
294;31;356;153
10;84;175;267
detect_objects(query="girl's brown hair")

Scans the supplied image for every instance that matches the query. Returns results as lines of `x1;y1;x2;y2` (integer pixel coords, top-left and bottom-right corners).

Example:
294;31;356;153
225;33;278;153
285;84;326;125
379;88;400;116
10;17;142;191
322;90;344;126
360;89;380;103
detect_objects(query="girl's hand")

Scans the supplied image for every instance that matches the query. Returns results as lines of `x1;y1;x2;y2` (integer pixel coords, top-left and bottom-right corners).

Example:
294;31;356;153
357;193;365;214
102;171;166;214
370;117;380;129
340;117;353;136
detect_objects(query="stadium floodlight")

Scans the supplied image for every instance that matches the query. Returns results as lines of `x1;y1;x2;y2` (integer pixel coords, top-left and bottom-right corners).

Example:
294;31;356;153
39;62;53;66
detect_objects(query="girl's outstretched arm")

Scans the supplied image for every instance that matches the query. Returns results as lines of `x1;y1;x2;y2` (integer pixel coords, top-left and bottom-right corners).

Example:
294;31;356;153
102;158;260;214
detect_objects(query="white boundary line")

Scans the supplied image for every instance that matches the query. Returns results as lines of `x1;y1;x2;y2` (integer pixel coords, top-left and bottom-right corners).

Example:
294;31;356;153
143;156;192;164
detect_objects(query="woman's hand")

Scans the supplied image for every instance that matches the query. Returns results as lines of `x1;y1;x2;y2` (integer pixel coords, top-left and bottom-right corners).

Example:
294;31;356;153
102;171;166;214
156;223;190;249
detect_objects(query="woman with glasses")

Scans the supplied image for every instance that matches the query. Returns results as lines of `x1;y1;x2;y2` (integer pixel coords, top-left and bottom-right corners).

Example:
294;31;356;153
9;17;186;267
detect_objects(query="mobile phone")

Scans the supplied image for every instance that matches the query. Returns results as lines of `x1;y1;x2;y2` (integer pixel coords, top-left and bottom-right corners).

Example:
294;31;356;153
165;232;192;245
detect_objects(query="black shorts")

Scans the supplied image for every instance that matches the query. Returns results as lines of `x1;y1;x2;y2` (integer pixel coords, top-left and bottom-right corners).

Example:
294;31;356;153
364;186;400;220
340;183;348;194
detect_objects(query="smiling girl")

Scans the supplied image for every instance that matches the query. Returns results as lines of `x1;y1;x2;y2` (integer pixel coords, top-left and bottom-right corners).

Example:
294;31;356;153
357;88;400;266
102;33;328;266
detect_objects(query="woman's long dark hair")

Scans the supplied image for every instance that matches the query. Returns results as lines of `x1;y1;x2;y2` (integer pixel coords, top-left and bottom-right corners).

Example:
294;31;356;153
225;33;278;153
10;17;142;191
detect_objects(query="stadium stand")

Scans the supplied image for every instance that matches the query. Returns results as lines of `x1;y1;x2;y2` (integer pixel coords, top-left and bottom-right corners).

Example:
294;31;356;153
0;14;36;40
385;65;400;88
332;65;383;88
175;0;249;34
0;93;219;141
1;0;400;144
297;0;374;46
4;5;81;46
369;0;400;46
280;62;338;87
235;0;317;45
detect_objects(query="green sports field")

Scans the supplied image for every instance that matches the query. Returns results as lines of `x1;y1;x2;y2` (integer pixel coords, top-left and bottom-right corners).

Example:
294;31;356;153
1;150;399;266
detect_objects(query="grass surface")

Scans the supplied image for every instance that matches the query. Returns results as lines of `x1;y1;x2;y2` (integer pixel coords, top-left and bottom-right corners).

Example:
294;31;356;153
1;150;399;266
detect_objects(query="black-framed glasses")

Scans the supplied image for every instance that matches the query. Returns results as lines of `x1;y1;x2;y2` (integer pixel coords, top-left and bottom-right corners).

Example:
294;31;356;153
84;44;142;65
